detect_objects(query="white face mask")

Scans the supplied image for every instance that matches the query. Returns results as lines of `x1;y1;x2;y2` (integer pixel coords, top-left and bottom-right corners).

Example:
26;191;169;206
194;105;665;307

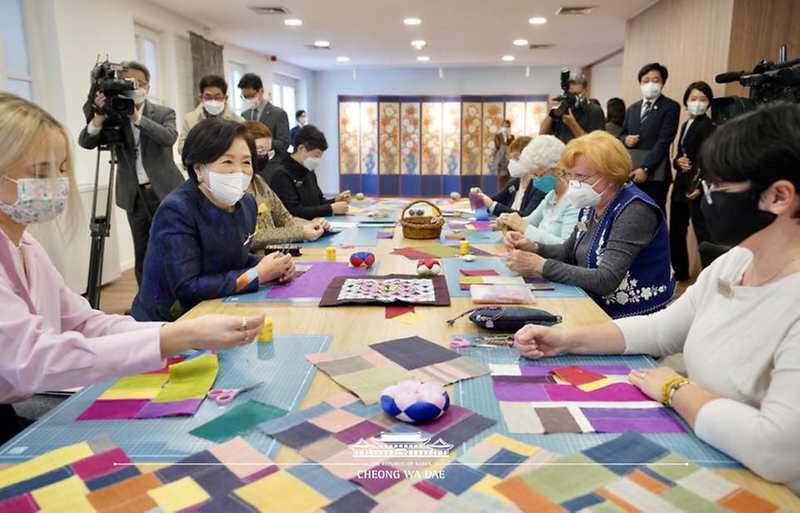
0;176;70;225
641;82;662;100
203;100;225;116
566;179;605;209
244;96;260;110
507;159;527;178
202;166;251;206
303;156;321;171
298;117;307;126
687;101;708;116
267;149;276;160
123;88;147;105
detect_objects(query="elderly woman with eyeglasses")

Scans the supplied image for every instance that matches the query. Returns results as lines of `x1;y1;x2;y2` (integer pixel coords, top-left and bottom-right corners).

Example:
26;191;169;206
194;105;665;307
512;102;800;491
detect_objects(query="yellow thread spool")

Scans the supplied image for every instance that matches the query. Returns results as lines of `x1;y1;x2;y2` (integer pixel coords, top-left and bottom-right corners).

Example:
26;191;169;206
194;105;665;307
258;318;273;343
459;240;470;255
326;246;337;261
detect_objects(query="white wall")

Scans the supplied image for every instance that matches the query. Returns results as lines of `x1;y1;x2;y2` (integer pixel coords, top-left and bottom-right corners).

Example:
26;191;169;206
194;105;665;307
273;59;314;123
590;65;624;111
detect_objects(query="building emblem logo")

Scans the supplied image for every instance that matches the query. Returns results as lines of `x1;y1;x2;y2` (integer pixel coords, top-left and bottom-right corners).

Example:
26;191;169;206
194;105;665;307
349;431;454;458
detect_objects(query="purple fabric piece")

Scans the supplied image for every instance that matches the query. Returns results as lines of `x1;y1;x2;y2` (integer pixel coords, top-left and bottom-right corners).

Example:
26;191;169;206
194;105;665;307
417;405;474;435
466;221;495;231
76;399;149;420
350;464;404;495
492;375;555;384
543;383;652;402
266;262;369;299
493;382;550;402
519;364;633;377
589;418;687;433
582;407;675;419
135;399;203;418
377;231;395;239
332;420;385;445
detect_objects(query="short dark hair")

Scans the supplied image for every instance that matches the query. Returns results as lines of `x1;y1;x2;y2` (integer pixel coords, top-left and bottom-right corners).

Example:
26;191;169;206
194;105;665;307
120;61;150;83
293;124;328;153
682;81;714;107
295;109;306;120
237;73;263;91
700;102;800;219
637;62;669;83
606;97;626;125
182;118;256;181
199;75;228;95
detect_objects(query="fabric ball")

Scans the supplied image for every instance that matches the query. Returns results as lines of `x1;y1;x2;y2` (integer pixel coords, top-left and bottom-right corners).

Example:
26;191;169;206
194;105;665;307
349;251;375;267
416;259;441;276
380;380;450;423
450;192;461;200
355;192;365;200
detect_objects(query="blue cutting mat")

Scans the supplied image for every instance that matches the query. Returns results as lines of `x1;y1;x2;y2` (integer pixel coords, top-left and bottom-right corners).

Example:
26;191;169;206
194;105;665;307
441;224;504;244
442;257;588;299
452;343;740;468
0;335;331;463
298;226;385;247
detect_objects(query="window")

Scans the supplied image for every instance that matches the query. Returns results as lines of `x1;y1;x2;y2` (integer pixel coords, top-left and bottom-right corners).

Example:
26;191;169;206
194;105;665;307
228;61;247;113
272;73;299;121
0;0;33;100
134;24;161;103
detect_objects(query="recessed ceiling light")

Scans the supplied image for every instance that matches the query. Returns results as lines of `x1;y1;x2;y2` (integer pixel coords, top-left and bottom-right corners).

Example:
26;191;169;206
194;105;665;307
284;18;302;26
314;40;330;48
513;39;529;46
528;16;547;25
502;55;516;62
336;56;350;63
404;17;422;26
411;40;426;49
417;55;430;62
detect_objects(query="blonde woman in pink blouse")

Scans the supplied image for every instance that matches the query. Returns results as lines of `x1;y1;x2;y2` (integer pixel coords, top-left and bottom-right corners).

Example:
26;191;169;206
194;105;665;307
0;93;263;442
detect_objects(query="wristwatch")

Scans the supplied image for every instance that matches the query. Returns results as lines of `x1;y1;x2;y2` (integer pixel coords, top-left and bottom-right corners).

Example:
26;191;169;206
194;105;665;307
641;166;649;174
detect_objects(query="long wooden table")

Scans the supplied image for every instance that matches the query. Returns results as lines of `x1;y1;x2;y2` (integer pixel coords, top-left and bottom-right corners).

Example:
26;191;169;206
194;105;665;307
183;220;800;508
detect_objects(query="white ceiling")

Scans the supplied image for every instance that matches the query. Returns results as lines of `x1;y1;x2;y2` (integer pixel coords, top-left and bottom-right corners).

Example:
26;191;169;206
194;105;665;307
148;0;657;71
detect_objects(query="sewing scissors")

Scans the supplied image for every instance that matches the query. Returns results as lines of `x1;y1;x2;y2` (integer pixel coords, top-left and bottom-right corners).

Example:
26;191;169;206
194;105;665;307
449;336;514;349
207;381;264;405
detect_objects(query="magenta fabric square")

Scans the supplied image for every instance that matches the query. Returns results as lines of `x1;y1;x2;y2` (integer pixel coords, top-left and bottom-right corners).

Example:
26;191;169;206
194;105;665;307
493;382;550;402
266;262;369;299
417;405;474;435
519;364;632;377
332;420;385;445
543;383;651;402
71;447;131;481
76;399;149;420
136;399;203;418
350;464;404;495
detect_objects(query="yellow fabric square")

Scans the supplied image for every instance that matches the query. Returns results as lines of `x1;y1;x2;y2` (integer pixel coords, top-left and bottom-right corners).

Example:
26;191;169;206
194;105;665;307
110;373;170;390
459;276;484;286
152;353;218;402
472;475;510;502
0;442;93;488
31;474;89;510
484;433;541;457
147;476;211;512
235;470;329;512
98;388;161;400
578;377;616;392
392;312;428;325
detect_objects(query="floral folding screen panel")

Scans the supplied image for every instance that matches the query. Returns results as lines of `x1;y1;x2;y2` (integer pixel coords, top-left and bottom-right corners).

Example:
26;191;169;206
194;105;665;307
338;95;548;197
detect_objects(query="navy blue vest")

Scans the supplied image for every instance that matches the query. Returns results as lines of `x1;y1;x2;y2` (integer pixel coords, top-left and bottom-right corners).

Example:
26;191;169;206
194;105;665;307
574;184;675;318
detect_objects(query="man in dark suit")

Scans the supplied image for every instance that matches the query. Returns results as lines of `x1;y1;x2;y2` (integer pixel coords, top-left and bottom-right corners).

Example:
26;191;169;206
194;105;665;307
238;73;290;153
78;61;185;286
290;109;306;149
619;62;680;214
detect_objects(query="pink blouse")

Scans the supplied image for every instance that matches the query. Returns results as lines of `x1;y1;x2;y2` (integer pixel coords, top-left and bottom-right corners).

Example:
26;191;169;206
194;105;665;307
0;230;164;403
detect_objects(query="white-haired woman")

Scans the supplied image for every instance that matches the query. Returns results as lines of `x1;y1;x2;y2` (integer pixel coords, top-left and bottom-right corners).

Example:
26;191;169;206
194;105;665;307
469;136;546;217
497;135;580;244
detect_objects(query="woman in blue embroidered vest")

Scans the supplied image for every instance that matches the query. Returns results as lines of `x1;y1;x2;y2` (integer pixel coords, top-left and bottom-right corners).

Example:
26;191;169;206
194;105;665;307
504;130;675;318
130;118;296;322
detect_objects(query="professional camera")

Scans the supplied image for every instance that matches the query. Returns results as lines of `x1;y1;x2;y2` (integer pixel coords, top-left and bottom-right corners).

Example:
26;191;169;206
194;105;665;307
550;68;584;118
91;60;136;119
712;57;800;123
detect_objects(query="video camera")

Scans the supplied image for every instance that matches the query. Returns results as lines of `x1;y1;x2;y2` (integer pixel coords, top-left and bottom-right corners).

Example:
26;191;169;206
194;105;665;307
712;57;800;123
550;68;584;118
91;60;136;119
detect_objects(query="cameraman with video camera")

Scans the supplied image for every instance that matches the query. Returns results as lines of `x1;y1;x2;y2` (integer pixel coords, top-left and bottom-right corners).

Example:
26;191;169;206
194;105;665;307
78;61;184;287
539;71;605;145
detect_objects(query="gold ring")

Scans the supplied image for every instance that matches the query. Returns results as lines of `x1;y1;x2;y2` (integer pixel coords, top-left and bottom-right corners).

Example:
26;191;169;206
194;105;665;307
240;316;247;331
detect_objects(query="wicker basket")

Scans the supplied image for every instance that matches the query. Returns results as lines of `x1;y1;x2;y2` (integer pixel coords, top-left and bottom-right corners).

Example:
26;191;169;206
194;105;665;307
400;200;445;239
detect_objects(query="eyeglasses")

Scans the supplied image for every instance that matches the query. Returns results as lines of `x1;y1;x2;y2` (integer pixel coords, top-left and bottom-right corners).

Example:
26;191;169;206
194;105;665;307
201;95;225;101
701;179;751;204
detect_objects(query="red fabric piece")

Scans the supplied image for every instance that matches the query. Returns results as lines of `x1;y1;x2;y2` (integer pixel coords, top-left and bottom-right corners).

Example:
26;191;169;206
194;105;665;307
551;365;607;386
385;305;416;319
460;270;499;276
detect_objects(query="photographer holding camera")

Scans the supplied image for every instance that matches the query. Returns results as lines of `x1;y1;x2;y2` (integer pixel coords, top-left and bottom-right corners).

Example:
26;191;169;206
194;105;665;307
539;71;605;145
78;61;184;287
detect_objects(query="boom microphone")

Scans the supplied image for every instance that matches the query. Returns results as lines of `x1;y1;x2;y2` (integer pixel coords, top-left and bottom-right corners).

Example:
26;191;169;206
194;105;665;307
715;70;745;84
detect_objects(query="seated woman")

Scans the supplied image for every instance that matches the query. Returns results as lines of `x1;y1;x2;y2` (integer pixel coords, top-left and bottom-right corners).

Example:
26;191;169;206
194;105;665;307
496;135;580;245
246;121;284;185
242;121;330;247
513;103;800;491
0;93;263;443
504;130;675;318
469;136;546;217
130;118;295;322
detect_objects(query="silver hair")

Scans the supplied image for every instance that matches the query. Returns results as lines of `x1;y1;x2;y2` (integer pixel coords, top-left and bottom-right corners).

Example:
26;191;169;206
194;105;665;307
568;73;588;87
519;134;565;173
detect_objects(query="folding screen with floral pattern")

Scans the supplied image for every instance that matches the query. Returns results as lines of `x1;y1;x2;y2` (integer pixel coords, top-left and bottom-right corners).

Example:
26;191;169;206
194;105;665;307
339;95;549;197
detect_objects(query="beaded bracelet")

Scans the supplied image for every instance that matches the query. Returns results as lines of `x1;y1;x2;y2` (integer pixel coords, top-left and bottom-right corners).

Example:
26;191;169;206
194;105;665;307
660;377;691;406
